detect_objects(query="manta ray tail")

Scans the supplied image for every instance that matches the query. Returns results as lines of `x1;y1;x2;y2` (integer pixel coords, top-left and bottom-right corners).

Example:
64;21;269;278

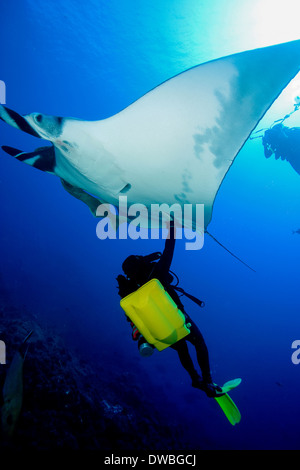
2;145;56;173
205;231;256;272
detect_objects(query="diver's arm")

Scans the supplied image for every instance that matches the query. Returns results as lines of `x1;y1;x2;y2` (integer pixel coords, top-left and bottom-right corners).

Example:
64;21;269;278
157;221;176;278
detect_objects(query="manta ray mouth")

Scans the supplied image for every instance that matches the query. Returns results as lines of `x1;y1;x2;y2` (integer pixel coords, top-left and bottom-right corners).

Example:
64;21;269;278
0;106;41;138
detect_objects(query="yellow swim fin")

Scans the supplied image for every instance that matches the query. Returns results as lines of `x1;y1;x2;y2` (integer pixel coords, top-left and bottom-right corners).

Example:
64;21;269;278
214;393;241;426
213;378;241;425
220;378;242;394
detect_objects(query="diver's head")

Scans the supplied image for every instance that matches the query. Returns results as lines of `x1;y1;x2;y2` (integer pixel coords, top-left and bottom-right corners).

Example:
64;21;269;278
122;252;161;281
122;255;145;280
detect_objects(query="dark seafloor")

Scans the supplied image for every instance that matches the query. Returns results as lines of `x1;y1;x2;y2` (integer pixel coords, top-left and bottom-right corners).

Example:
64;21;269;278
0;283;195;451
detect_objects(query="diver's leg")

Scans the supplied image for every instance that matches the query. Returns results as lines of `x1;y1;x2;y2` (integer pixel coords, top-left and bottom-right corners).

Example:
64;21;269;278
171;340;200;383
186;319;223;397
186;319;212;383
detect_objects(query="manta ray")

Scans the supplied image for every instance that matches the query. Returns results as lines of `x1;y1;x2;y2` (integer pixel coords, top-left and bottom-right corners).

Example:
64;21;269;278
1;40;300;232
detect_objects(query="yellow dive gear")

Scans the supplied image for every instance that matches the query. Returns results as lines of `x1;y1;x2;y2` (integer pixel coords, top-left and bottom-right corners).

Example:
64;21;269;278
214;379;242;425
120;278;190;351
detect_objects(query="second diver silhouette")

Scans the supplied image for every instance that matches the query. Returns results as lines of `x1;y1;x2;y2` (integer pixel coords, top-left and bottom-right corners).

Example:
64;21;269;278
262;123;300;175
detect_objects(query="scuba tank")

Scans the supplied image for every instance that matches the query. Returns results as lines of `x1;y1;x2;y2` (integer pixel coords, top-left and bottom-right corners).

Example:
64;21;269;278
129;321;155;357
138;336;155;357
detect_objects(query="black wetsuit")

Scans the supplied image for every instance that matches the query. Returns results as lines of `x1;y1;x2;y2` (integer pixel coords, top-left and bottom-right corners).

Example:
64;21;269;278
117;229;212;384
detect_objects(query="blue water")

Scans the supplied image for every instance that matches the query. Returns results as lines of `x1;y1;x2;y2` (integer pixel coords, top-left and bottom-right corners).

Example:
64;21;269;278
0;0;300;450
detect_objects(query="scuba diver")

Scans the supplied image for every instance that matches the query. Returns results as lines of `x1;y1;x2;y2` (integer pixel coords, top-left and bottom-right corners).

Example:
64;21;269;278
116;221;223;398
262;123;300;175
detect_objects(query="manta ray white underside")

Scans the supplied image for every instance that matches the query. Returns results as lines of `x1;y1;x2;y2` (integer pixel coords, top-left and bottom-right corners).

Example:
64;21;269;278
1;40;300;231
